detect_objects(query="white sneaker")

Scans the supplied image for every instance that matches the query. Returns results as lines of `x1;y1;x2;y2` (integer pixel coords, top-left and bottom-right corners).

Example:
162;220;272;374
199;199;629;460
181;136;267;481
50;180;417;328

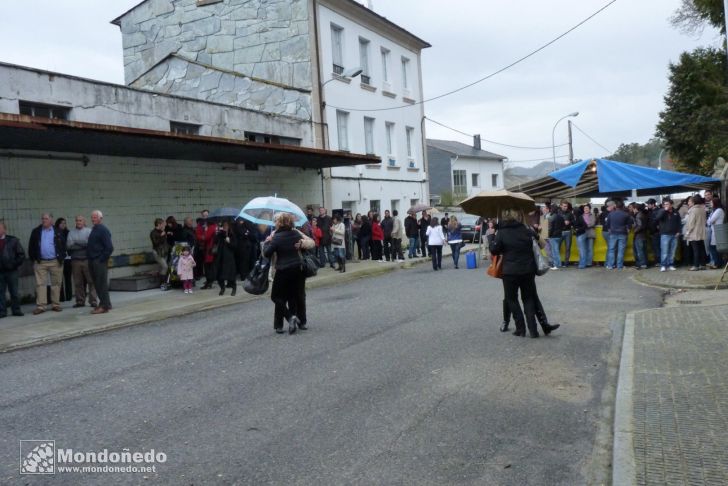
660;267;666;272
668;266;677;271
550;266;559;270
397;259;405;262
184;289;189;294
188;289;193;294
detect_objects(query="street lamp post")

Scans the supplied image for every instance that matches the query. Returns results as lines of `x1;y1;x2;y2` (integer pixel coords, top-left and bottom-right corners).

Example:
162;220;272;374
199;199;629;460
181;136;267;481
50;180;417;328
552;111;579;171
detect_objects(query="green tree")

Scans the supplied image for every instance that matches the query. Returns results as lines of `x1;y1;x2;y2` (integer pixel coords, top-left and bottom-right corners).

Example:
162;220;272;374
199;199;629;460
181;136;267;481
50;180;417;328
656;47;728;174
607;138;666;167
671;0;725;34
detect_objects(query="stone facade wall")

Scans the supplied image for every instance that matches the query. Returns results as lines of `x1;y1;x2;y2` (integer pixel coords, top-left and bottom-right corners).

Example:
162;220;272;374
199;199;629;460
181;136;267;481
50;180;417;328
0;152;322;296
131;55;311;119
118;0;313;91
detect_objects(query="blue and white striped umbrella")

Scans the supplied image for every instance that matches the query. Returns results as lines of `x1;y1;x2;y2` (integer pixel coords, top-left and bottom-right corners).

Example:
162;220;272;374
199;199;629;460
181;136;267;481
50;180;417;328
238;196;307;227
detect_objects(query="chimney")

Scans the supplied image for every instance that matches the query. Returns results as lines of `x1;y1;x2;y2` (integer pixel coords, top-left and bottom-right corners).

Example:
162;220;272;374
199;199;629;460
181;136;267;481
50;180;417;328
473;134;481;151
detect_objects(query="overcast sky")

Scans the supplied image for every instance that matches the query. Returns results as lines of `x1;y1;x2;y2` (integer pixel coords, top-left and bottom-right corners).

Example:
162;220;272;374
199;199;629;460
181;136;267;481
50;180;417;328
0;0;721;166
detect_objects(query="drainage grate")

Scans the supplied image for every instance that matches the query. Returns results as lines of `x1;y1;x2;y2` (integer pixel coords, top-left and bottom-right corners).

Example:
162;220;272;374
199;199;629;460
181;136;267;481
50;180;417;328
676;299;702;305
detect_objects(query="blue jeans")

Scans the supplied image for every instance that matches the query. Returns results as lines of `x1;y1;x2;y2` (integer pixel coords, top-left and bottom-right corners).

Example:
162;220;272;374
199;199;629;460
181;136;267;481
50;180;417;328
560;230;573;266
548;237;562;267
633;237;647;268
0;270;21;315
449;243;462;267
660;234;678;267
576;234;594;268
408;236;418;258
709;245;724;267
607;233;627;268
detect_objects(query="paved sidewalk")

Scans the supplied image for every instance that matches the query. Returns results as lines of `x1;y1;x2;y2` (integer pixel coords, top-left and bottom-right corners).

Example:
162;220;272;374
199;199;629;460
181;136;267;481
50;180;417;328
0;245;478;353
615;258;728;486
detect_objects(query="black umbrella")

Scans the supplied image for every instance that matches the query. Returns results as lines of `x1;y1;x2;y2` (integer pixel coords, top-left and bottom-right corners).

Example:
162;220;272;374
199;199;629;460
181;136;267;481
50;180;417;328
207;207;241;222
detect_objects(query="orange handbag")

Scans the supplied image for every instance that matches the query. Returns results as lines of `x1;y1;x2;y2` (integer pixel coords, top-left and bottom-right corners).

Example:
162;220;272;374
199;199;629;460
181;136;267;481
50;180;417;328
487;254;503;279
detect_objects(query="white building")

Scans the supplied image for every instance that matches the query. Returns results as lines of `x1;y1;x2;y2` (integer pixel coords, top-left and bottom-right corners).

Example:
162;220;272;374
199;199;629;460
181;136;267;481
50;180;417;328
316;0;431;215
113;0;431;216
427;137;506;204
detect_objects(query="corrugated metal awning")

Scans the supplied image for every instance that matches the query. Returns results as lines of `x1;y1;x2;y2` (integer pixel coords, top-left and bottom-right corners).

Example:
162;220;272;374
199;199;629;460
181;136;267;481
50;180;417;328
0;114;378;169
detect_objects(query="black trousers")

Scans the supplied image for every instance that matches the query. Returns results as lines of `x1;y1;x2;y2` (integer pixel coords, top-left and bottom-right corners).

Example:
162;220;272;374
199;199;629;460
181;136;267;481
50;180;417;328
89;260;111;310
360;236;371;259
501;274;538;335
271;266;305;329
371;240;383;261
503;295;548;328
392;238;404;260
429;245;442;269
689;240;706;268
419;234;428;256
60;259;73;301
383;237;393;261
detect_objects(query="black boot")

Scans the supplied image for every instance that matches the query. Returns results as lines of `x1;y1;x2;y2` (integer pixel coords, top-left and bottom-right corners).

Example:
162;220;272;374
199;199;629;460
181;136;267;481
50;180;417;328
500;322;510;332
340;257;346;273
542;323;560;335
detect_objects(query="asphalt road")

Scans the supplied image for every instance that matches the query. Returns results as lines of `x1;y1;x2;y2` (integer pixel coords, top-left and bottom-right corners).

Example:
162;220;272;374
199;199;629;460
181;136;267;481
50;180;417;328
1;262;663;485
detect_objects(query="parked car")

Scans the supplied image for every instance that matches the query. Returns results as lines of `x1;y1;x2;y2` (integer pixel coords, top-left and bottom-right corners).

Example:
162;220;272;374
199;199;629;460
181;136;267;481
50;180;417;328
459;214;482;243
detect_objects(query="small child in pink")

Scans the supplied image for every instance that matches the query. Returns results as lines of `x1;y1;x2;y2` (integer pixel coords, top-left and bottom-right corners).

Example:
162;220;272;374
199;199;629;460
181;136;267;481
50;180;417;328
177;247;196;294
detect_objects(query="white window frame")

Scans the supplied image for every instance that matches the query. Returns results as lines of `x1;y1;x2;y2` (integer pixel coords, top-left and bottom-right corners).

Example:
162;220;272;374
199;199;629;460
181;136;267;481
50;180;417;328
491;173;499;188
381;48;390;82
359;37;370;84
472;173;480;188
336;110;349;151
385;122;395;165
331;24;344;74
453;170;467;195
401;56;410;89
406;126;416;168
364;117;375;155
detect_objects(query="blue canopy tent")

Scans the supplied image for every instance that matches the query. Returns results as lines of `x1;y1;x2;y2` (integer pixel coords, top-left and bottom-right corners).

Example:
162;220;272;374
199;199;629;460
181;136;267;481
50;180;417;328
509;158;720;200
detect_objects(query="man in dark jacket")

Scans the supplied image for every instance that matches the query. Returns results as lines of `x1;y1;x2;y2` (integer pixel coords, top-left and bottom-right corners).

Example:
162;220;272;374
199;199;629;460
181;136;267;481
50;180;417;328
645;198;661;265
0;220;25;317
654;198;682;271
559;201;575;267
28;212;67;314
418;212;430;257
547;205;565;269
88;210;114;314
381;210;394;262
316;207;335;268
605;200;632;270
404;211;419;259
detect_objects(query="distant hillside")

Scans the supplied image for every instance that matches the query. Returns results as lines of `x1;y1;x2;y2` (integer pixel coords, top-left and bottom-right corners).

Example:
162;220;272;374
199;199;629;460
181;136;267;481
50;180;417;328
505;161;567;188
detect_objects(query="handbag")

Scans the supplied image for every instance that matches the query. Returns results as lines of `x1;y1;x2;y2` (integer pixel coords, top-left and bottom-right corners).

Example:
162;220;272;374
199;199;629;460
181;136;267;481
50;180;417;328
486;254;503;279
533;239;550;276
300;249;319;278
243;257;271;295
331;237;343;246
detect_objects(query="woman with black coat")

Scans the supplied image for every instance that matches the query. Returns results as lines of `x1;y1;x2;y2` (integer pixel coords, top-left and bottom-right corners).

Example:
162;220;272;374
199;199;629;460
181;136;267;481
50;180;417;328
213;221;238;296
489;209;558;338
359;216;372;260
263;213;314;334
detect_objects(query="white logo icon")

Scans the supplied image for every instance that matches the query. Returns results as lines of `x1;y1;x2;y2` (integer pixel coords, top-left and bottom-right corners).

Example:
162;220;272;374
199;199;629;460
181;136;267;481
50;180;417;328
20;440;55;474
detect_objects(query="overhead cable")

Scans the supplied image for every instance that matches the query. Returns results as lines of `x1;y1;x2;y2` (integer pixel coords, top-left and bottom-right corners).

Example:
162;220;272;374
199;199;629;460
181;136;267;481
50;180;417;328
328;0;617;112
426;117;569;150
570;122;613;154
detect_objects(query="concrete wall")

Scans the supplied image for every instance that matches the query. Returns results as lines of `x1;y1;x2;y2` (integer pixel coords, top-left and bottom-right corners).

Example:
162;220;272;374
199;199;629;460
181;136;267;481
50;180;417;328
118;0;313;90
0;63;311;143
0;151;322;296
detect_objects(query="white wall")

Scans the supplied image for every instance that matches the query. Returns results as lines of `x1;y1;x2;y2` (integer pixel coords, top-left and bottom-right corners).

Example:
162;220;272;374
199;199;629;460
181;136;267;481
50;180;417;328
451;156;505;197
317;3;427;212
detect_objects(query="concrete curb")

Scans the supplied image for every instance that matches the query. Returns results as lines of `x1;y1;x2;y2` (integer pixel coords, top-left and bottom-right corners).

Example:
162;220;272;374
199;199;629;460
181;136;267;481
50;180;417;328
0;254;437;354
633;272;728;290
612;312;637;486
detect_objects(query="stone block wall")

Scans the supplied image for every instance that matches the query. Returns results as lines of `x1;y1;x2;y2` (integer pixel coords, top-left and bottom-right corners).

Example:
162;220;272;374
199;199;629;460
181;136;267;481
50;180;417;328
118;0;313;91
132;55;312;119
0;151;322;295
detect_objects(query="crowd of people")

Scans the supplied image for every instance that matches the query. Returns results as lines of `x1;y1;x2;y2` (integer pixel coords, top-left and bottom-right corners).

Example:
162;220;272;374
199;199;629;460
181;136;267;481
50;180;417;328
531;190;725;271
0;210;114;319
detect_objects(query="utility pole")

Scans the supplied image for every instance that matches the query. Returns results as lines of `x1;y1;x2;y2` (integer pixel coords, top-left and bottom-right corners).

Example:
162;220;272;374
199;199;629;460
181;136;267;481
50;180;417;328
724;0;728;66
568;120;574;164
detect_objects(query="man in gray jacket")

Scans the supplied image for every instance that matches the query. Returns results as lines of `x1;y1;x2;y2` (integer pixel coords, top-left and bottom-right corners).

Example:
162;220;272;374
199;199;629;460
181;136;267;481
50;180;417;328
66;215;97;308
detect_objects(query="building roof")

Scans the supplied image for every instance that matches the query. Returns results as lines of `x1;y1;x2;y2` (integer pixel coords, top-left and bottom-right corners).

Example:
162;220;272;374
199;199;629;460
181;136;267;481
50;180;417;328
112;0;431;49
427;139;506;160
0;114;378;169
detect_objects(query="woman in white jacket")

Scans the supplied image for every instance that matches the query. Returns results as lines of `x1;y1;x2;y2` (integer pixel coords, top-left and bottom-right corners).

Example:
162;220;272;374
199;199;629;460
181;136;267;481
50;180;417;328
331;215;346;273
426;218;445;271
707;197;725;268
